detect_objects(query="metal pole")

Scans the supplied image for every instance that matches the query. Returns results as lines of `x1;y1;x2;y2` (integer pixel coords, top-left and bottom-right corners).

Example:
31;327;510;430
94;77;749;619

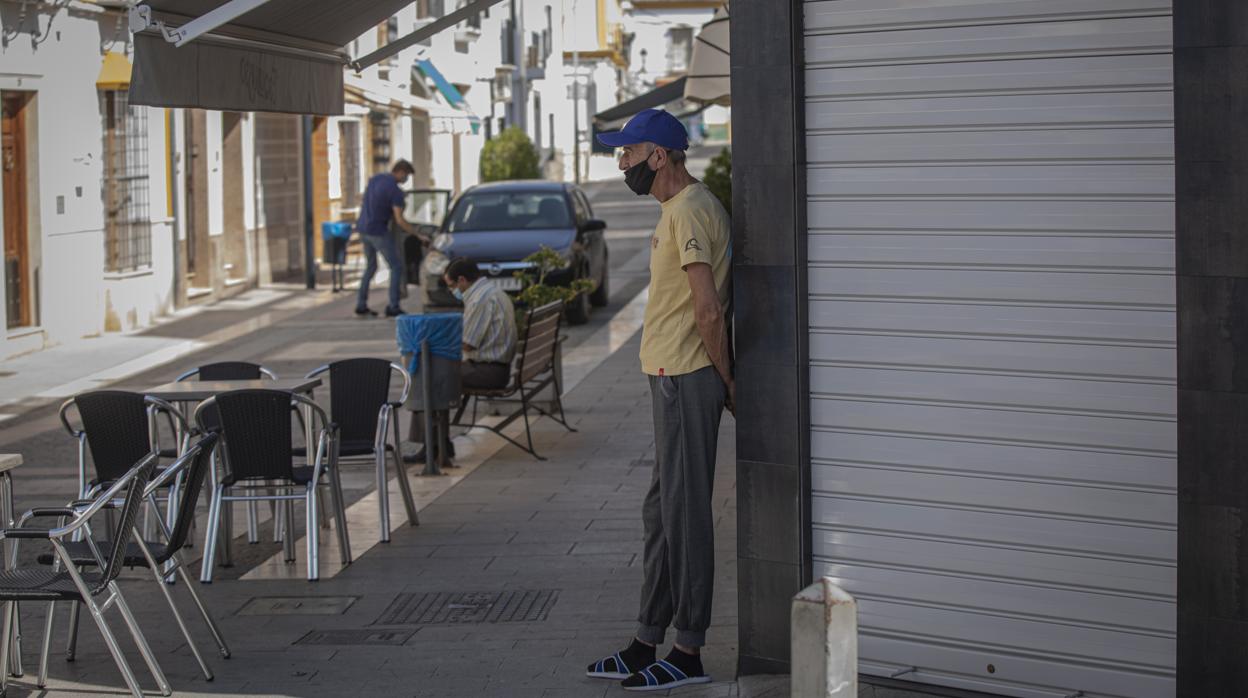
301;115;316;290
516;0;527;134
420;340;440;476
571;1;580;184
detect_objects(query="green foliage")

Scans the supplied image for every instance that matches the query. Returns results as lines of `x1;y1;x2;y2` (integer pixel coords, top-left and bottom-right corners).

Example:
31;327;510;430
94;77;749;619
480;127;541;182
703;147;732;215
514;246;594;309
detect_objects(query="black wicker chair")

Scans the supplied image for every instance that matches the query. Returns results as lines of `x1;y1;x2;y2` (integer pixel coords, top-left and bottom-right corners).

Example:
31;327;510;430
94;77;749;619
0;453;169;697
174;361;283;547
58;390;187;500
195;390;347;582
176;362;278;383
303;359;416;543
35;433;230;682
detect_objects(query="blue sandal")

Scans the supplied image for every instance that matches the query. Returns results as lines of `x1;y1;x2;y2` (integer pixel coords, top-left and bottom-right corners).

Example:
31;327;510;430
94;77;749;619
621;659;712;692
586;652;634;680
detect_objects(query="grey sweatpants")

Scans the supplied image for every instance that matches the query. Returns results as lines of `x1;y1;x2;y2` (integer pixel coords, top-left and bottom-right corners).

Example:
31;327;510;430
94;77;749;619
637;366;727;649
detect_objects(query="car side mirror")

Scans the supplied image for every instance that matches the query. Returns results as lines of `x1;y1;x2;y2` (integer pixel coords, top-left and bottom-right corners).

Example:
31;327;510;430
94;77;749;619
579;219;607;233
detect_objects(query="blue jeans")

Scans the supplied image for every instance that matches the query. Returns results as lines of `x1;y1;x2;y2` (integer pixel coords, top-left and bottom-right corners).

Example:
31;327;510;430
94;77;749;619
356;233;402;311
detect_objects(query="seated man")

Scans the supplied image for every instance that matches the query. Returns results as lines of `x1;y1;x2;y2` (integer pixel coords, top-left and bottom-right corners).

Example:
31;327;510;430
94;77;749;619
444;257;518;390
405;258;517;464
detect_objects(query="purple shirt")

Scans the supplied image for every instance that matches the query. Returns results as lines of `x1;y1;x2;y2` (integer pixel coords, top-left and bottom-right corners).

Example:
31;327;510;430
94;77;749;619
357;173;405;236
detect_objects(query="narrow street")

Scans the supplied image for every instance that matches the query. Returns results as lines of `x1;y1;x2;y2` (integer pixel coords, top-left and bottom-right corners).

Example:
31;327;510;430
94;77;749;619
0;156;760;697
0;174;660;519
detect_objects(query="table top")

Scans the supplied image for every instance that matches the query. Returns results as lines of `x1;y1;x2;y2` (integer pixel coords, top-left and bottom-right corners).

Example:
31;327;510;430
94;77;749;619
0;454;20;474
143;377;322;402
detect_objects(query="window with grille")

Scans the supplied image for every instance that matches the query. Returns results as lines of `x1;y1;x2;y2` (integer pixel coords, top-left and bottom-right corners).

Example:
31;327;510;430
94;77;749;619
666;26;693;74
101;90;151;273
339;120;361;210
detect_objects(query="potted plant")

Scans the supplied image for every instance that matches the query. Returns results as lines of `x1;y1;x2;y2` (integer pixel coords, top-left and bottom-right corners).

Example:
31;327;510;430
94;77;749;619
513;246;595;328
509;246;592;411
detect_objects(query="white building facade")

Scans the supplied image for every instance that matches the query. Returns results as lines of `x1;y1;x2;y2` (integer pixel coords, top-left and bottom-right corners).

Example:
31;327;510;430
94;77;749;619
1;1;175;358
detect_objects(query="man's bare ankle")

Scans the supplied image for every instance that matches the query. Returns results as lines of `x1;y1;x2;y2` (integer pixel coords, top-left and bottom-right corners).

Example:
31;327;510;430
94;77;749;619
635;637;656;648
674;643;699;655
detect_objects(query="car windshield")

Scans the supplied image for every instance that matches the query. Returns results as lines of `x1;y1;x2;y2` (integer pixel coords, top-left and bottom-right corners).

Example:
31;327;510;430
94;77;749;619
446;191;572;232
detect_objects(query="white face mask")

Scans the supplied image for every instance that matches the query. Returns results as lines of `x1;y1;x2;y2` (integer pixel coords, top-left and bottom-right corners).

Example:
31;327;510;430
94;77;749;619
452;287;464;302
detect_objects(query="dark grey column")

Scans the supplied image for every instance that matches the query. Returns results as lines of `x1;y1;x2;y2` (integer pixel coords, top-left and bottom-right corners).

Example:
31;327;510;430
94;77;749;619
1174;3;1248;695
730;0;810;676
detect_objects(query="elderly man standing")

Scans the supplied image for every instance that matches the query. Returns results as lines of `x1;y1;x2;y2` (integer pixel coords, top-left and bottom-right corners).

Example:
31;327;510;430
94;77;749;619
585;109;733;692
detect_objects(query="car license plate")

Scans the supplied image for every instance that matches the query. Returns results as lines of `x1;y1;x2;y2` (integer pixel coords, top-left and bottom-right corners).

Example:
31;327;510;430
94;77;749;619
498;277;523;291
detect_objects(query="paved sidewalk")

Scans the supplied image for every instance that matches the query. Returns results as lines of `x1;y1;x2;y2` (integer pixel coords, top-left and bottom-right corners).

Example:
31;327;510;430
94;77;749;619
0;266;390;418
3;330;743;697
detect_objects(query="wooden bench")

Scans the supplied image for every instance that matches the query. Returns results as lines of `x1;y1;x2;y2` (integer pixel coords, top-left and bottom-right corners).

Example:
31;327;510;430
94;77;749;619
451;300;575;460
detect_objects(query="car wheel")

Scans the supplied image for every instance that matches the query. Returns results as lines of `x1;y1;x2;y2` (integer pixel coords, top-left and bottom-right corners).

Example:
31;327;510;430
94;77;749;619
565;289;591;325
589;262;609;307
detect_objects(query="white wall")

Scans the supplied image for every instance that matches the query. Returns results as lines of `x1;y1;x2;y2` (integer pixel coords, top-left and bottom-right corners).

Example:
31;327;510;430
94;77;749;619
0;4;175;351
205;111;224;237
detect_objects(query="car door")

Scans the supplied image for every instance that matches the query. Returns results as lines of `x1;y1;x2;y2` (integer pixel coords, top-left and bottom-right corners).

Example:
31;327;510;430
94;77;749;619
573;189;607;282
400;189;452;281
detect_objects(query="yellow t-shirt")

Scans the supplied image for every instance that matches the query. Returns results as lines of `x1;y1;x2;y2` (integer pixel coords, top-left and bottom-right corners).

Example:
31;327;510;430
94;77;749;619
640;181;731;376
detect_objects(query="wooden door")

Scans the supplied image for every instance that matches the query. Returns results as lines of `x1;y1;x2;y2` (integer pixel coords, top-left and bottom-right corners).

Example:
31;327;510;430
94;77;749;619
1;92;30;329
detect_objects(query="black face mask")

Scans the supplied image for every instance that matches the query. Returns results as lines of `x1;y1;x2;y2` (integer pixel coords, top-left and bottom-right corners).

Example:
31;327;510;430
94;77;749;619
624;151;659;196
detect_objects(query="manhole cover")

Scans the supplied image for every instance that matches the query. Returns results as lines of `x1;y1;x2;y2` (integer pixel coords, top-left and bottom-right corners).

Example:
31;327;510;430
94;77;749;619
237;596;358;616
374;589;559;625
296;629;413;646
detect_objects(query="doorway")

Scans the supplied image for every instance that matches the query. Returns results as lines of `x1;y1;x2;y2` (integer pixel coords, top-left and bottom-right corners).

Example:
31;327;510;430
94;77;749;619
2;91;32;330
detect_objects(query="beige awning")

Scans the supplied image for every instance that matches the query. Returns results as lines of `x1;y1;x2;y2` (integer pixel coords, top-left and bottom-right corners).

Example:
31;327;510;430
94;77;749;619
128;0;505;115
683;3;730;107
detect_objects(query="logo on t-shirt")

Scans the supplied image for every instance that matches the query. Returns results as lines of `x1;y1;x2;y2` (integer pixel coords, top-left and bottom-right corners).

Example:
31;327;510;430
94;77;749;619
684;238;702;252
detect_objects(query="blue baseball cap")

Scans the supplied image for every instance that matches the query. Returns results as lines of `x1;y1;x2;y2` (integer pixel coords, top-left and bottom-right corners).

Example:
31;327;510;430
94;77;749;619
596;109;689;151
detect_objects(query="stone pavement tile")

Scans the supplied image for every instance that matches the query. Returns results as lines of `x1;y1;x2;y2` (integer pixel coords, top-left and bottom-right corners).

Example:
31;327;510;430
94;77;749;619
430;542;574;557
570;540;641;555
356;543;440;558
486;554;633;573
587;518;644;531
509;528;634;544
533;507;636;520
543;687;610;698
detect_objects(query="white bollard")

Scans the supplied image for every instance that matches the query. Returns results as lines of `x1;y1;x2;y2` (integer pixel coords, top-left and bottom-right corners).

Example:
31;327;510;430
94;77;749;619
791;577;858;698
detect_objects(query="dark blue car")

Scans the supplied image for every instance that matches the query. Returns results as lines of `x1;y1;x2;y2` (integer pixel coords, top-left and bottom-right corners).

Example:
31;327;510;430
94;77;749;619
417;180;609;324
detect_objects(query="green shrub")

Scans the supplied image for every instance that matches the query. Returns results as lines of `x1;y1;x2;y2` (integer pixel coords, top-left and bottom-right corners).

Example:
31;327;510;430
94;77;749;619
480;126;541;182
513;246;594;309
703;147;731;215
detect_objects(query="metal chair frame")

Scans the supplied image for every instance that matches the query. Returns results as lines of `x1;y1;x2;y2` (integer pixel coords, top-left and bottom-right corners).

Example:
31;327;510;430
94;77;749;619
40;434;231;683
304;360;417;543
194;392;348;582
0;454;169;698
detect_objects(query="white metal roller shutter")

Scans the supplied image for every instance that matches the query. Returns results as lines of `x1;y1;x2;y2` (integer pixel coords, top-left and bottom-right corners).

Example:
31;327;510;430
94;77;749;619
802;2;1175;697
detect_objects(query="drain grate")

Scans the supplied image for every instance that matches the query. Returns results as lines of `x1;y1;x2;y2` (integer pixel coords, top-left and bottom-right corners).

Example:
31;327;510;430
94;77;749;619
296;629;413;646
237;596;358;616
374;589;559;625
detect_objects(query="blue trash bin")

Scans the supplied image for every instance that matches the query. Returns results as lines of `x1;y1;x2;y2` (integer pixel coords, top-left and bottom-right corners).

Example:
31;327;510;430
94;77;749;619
321;221;353;291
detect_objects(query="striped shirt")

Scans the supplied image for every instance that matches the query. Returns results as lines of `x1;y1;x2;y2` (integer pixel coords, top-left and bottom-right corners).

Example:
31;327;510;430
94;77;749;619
461;278;517;364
